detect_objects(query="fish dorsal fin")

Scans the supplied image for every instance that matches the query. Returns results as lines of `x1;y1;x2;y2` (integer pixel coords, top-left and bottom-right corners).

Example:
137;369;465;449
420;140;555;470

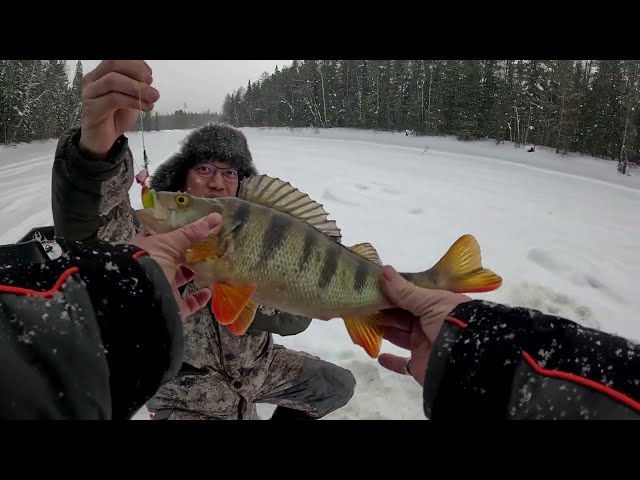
238;174;342;242
348;242;383;266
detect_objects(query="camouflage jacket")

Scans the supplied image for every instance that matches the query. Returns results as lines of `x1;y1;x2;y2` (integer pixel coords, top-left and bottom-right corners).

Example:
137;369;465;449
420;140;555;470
51;127;312;416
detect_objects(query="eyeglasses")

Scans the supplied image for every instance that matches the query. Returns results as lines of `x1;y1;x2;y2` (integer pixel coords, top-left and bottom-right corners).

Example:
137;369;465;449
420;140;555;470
193;164;240;183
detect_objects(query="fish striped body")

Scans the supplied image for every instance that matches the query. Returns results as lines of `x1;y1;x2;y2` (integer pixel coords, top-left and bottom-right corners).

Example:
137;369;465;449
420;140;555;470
136;174;503;358
190;198;391;320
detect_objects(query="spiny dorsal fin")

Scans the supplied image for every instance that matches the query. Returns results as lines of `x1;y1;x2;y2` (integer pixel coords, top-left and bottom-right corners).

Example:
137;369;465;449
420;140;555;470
238;174;342;242
348;242;383;266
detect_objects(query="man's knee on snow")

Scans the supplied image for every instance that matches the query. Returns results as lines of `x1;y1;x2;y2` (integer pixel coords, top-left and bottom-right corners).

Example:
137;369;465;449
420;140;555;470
332;364;356;406
303;359;356;417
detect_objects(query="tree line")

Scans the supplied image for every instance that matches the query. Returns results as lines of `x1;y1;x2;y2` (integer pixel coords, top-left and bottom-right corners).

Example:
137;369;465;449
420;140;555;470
221;60;640;174
0;60;222;145
2;60;638;175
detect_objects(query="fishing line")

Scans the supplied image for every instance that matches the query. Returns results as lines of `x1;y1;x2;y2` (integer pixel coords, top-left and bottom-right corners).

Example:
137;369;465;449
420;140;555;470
138;87;149;173
135;85;153;208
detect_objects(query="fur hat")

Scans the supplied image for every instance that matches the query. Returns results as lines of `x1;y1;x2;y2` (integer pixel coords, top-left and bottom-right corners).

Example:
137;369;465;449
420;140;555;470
149;122;258;192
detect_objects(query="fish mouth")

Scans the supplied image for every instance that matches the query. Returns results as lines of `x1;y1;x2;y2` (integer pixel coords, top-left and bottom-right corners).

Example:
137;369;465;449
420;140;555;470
136;190;225;234
135;190;175;234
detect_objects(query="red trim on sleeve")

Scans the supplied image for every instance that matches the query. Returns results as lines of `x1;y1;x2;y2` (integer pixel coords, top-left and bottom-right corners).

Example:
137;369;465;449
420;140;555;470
445;314;640;412
521;351;640;413
0;267;79;298
445;316;468;329
132;250;148;259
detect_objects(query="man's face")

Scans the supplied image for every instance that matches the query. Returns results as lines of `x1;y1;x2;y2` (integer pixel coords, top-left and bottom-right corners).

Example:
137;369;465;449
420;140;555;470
183;161;240;198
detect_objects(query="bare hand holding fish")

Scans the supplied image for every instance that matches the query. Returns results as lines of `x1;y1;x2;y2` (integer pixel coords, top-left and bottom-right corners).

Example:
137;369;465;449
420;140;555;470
136;174;502;358
131;212;222;321
376;265;472;385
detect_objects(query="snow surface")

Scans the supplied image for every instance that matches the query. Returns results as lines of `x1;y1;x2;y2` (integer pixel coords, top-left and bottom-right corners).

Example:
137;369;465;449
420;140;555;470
2;127;639;420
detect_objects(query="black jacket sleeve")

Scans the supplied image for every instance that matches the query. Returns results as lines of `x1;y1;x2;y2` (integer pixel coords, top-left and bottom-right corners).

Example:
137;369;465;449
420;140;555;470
0;239;183;420
423;300;640;420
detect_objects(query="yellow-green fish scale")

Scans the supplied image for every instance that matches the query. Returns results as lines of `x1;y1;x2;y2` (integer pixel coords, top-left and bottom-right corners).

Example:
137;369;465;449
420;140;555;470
215;200;386;318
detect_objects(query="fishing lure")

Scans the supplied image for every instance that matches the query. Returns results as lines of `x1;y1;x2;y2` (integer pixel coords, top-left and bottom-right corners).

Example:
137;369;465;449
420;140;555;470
135;150;154;208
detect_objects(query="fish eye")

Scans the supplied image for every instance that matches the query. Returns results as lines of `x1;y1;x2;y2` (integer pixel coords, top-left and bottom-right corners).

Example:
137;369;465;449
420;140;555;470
176;194;189;207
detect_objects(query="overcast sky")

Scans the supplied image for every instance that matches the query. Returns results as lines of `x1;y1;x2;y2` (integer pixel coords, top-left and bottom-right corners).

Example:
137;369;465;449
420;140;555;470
67;60;292;115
